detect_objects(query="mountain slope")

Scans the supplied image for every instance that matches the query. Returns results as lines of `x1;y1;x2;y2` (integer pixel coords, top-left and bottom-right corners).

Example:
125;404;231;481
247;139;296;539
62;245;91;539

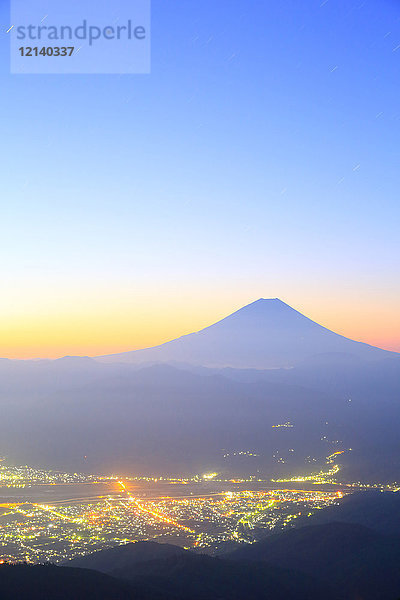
0;361;351;474
97;299;395;368
67;541;335;600
65;541;186;573
294;491;400;535
0;563;137;600
229;521;400;600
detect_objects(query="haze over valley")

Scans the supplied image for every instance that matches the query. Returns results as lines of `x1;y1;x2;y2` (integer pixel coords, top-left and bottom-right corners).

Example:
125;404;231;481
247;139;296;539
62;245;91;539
0;299;399;484
2;1;400;597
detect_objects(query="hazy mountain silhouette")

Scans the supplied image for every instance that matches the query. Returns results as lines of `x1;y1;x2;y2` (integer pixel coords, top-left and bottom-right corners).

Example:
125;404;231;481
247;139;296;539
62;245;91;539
0;360;344;474
0;300;399;478
97;299;396;368
0;358;399;478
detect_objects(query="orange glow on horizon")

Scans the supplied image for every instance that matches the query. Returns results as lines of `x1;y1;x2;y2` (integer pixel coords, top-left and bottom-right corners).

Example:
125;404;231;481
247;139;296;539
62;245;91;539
0;295;398;359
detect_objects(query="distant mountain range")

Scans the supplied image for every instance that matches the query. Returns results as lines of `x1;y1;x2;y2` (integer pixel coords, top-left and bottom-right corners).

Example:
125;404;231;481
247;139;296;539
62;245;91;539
0;350;399;478
97;299;397;369
0;299;398;478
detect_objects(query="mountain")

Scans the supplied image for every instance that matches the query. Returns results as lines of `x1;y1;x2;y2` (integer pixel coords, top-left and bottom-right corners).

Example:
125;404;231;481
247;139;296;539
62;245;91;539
67;540;334;600
0;360;356;475
0;298;398;477
0;563;137;600
229;521;400;600
66;522;400;600
0;357;399;478
294;490;400;535
96;299;396;369
65;541;186;573
6;509;400;600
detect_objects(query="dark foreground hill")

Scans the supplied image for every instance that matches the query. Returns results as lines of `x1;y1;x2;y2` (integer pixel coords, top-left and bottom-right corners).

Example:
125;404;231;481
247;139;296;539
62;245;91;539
66;541;186;573
230;521;400;600
295;490;400;535
67;541;334;600
9;517;400;600
0;563;137;600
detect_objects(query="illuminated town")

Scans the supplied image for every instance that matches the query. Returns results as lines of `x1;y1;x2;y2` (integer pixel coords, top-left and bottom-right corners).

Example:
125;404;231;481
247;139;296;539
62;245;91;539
0;456;398;564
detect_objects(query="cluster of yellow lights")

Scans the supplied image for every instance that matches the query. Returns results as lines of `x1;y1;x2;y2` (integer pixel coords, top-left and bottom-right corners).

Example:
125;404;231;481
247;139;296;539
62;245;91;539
202;473;218;480
272;451;347;484
117;481;194;533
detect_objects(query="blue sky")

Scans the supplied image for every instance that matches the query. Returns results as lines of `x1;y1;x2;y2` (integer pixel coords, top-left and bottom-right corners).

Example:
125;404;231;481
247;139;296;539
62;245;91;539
0;0;399;356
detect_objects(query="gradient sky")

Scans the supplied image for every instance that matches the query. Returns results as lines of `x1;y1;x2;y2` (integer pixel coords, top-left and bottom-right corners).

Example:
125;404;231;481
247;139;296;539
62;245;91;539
0;0;399;358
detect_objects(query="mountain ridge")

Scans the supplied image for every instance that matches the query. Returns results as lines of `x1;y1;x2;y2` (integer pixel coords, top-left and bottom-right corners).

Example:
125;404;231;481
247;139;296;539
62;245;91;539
66;539;335;600
96;299;396;369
